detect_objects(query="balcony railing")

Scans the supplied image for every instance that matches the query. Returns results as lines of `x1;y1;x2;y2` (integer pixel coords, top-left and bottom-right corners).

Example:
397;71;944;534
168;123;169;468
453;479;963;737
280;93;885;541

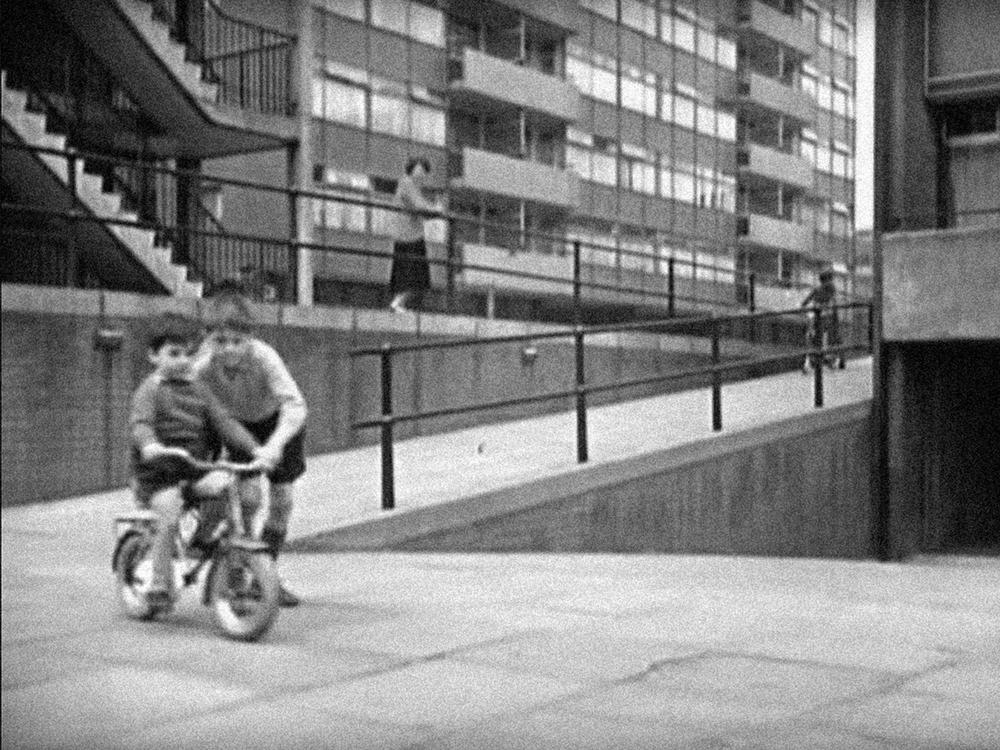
736;72;814;124
738;142;814;190
737;212;814;254
449;147;580;209
449;47;580;123
737;0;815;57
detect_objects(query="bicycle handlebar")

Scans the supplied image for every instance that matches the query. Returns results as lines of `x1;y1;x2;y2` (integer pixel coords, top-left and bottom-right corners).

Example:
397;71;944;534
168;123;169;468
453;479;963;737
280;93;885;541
141;450;264;475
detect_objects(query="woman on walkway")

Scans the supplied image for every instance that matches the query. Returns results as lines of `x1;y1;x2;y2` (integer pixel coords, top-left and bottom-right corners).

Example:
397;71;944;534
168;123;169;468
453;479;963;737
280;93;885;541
389;157;441;313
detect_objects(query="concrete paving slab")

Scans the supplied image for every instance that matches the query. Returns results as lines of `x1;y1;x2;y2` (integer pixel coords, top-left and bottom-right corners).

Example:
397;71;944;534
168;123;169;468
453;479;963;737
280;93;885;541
118;702;428;750
291;659;584;727
2;666;255;750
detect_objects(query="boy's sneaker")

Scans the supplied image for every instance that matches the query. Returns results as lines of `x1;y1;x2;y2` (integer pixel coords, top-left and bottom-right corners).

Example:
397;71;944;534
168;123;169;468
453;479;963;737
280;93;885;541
279;584;300;607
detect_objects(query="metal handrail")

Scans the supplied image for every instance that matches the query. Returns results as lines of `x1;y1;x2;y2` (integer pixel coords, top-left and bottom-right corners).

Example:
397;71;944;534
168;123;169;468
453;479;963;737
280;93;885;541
349;300;874;510
1;141;858;299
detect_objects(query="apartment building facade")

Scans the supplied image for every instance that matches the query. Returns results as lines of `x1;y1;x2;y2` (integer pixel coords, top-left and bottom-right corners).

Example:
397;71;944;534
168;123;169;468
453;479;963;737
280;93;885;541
301;0;858;313
1;0;858;315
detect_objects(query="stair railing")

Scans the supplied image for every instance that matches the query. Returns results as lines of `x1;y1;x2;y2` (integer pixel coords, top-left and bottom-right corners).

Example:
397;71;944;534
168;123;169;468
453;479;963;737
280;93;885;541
149;0;296;116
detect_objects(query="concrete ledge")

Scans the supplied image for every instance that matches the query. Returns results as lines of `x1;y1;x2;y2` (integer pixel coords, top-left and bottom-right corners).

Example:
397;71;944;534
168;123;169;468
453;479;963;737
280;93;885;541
290;400;872;553
1;283;771;356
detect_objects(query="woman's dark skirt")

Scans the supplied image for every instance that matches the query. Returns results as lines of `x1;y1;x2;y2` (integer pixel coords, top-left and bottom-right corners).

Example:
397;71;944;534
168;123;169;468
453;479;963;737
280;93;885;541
390;239;431;299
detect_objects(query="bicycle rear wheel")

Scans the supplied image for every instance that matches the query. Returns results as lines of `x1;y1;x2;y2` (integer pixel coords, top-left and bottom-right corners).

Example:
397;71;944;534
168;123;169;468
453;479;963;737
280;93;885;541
114;533;159;620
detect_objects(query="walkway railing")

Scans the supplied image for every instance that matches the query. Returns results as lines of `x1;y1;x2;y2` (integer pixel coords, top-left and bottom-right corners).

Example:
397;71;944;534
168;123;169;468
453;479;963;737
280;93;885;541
351;301;873;510
1;142;865;321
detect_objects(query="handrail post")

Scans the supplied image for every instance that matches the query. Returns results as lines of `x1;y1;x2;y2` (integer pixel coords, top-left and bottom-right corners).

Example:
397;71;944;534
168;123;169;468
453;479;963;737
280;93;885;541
380;344;395;510
65;150;79;287
867;301;874;352
574;326;588;463
667;256;675;318
445;215;457;313
711;319;722;431
572;240;581;325
813;307;824;408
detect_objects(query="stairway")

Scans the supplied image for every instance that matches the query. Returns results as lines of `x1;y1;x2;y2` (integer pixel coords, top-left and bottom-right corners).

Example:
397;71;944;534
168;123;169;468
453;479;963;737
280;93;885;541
2;71;202;296
113;0;219;107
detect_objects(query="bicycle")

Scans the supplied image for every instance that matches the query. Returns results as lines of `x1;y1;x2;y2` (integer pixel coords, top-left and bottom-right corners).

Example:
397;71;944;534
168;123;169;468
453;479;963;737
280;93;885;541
111;455;281;641
802;306;846;373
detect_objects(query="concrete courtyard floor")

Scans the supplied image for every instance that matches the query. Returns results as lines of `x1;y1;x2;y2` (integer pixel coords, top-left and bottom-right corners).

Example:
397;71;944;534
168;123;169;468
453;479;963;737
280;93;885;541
4;360;999;748
4;516;999;749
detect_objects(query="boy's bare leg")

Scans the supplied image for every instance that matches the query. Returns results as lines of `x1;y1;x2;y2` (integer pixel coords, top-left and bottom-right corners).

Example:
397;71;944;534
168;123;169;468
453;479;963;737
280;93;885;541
148;487;183;600
261;483;299;606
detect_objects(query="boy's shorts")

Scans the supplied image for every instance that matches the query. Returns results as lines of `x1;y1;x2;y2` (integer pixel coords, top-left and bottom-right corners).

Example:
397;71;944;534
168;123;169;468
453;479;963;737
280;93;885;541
228;410;306;484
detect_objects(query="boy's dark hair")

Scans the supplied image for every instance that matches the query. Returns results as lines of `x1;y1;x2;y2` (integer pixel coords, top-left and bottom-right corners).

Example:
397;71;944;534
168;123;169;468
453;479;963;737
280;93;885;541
405;157;431;176
147;312;201;352
206;289;255;334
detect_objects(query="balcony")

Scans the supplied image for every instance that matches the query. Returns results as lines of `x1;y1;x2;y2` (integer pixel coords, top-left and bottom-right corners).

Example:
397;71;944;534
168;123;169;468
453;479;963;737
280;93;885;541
735;72;814;124
450;147;580;209
738;0;815;58
737;212;813;254
738;142;814;191
493;0;578;32
449;48;580;123
883;225;1000;341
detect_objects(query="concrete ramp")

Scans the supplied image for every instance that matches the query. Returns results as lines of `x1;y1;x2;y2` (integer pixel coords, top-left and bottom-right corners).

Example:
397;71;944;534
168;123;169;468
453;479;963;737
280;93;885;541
288;359;874;558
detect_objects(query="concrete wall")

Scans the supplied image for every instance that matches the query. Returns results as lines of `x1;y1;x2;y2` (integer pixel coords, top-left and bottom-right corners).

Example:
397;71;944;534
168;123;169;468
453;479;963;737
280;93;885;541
2;285;778;506
882;225;1000;341
296;403;875;559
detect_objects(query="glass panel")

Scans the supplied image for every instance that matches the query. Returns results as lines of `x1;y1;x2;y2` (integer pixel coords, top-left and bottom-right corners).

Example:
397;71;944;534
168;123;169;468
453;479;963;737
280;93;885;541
673;94;695;130
659;167;672;198
592;66;617;103
696;104;715;136
371;0;408;37
717;111;736;141
674;17;696;53
697;28;716;63
411;103;445;145
409;2;444;48
718;37;737;71
323;79;366;128
319;0;364;21
371;94;408;138
674;170;695;203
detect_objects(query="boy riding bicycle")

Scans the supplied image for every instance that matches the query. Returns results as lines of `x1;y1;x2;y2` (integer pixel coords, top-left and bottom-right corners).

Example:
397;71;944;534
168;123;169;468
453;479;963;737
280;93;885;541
801;266;845;372
129;313;263;609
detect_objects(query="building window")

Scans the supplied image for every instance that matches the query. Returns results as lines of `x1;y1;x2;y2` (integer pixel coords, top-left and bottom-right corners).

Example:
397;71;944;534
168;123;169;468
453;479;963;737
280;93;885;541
621;0;656;36
696;103;715;137
718;37;737;71
318;0;364;22
581;0;617;23
717;111;736;142
313;77;367;128
312;63;445;146
371;0;444;48
673;93;696;130
673;15;696;54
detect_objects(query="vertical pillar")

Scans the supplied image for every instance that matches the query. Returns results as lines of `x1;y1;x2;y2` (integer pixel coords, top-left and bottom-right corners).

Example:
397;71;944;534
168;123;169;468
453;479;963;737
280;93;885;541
175;156;200;267
292;0;315;306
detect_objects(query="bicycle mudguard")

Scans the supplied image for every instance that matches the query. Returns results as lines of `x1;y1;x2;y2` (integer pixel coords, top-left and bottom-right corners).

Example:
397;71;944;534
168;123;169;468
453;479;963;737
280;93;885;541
111;530;146;572
228;537;270;553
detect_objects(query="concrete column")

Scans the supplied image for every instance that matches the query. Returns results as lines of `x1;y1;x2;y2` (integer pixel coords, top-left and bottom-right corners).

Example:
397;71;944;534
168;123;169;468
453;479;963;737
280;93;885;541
293;0;314;306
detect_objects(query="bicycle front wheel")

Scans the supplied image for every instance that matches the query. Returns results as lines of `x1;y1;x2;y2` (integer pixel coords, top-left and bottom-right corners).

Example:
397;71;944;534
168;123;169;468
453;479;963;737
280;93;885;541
208;549;280;641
